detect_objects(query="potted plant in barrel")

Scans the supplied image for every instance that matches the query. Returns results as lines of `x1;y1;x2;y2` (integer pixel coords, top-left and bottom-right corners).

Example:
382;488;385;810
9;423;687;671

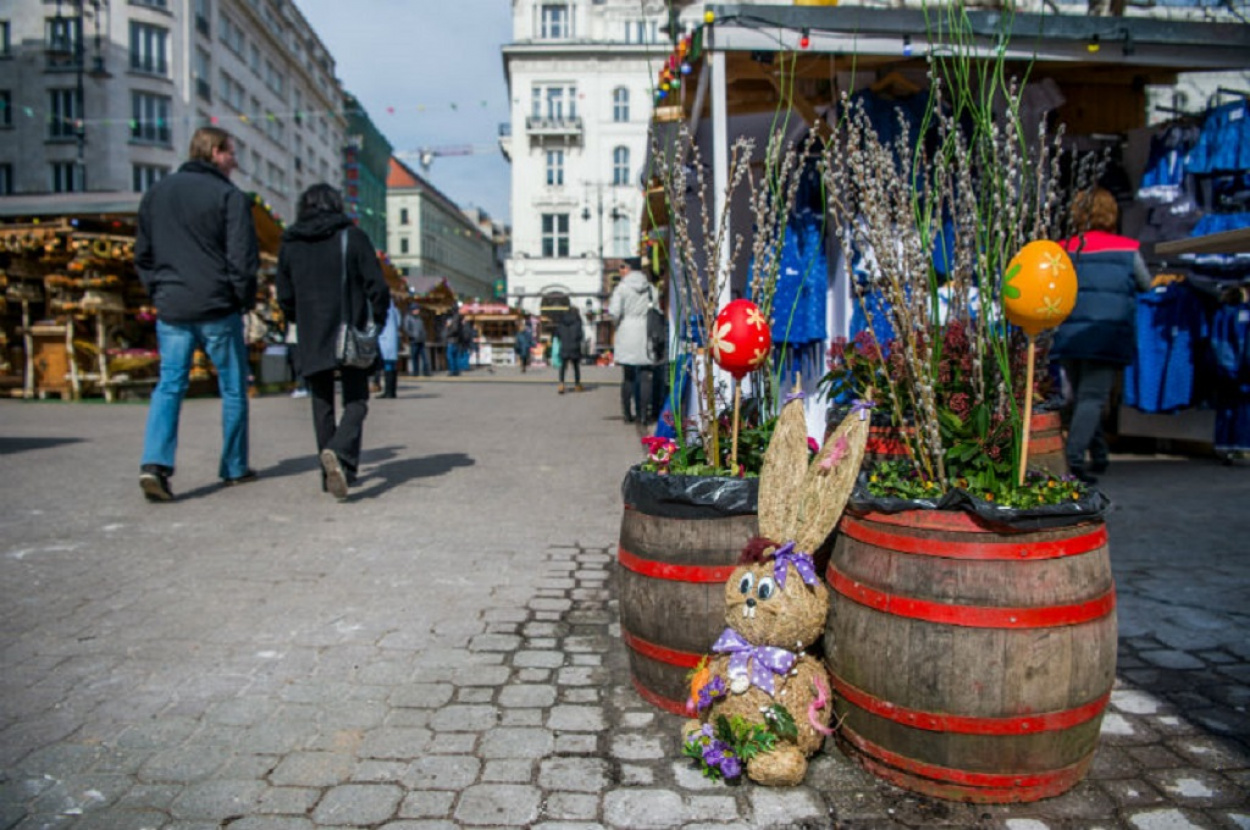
813;5;1116;803
618;127;819;715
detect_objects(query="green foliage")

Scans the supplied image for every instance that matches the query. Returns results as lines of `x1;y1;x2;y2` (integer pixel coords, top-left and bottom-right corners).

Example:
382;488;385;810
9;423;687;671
866;458;1090;507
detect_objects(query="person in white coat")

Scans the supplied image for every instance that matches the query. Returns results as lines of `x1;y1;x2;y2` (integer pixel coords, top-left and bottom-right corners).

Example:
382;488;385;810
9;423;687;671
608;258;657;423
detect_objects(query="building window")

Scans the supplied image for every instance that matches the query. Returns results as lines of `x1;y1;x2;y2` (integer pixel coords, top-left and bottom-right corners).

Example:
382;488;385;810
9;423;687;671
540;4;569;39
613;87;629;122
546;149;564;186
131;92;172;144
48;88;81;139
0;90;10;128
46;15;82;56
131;0;169;8
218;70;244;110
129;22;169;76
218;12;243;55
400;237;410;254
264;60;285;98
249;43;261;75
194;48;211;101
50;162;82;193
267;161;285;195
541;213;569;258
612;146;630;186
400;207;409;225
194;0;211;36
132;164;168;193
613;215;631;257
0;163;12;195
531;85;577;120
1;21;11;58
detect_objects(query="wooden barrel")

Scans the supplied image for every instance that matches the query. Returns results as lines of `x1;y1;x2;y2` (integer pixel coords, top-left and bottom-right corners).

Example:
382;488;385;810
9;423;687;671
837;411;1067;475
1027;410;1068;477
617;470;757;715
824;508;1115;803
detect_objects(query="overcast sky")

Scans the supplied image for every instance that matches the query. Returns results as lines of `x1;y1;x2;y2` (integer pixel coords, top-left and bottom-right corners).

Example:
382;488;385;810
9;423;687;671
296;1;515;224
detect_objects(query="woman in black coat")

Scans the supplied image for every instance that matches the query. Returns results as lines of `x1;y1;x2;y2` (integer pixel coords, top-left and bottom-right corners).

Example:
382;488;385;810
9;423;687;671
555;308;585;394
276;184;389;499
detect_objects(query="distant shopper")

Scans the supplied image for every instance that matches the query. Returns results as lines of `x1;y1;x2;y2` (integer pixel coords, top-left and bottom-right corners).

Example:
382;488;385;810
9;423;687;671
404;307;429;376
1052;187;1151;484
555;307;585;394
275;183;389;499
608;257;658;423
378;301;401;398
135;126;260;502
514;317;535;373
443;309;464;376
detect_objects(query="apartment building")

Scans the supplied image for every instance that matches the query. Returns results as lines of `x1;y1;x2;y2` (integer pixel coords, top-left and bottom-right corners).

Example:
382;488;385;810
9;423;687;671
386;156;499;302
0;0;346;222
501;0;671;317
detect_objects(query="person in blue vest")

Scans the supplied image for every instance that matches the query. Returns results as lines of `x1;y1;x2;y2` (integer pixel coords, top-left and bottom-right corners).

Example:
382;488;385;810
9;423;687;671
1052;188;1152;484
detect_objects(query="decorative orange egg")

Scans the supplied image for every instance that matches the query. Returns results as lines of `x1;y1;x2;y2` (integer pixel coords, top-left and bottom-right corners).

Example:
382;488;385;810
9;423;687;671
1002;240;1078;337
711;299;771;379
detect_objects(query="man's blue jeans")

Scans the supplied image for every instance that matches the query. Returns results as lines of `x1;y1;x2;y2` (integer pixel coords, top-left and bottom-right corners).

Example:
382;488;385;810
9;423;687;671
141;314;250;480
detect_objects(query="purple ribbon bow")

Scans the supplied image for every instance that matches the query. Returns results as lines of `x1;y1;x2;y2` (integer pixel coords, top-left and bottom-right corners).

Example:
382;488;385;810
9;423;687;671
784;390;806;403
850;398;877;421
771;541;818;589
712;628;798;696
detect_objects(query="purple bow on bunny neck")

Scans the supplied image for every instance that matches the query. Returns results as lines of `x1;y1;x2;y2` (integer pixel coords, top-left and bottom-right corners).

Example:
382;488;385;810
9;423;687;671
712;629;797;696
850;398;876;421
771;541;819;590
784;390;806;404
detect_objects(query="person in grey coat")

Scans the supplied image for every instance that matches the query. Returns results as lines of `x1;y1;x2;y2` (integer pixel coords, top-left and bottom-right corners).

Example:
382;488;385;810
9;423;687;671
403;308;429;376
608;258;657;423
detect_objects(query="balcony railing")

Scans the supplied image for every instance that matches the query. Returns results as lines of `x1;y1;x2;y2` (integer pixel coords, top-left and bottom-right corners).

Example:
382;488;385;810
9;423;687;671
525;115;583;137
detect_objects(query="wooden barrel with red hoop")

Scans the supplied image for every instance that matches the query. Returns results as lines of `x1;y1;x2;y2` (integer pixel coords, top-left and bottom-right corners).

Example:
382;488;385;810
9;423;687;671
823;508;1115;803
617;469;757;715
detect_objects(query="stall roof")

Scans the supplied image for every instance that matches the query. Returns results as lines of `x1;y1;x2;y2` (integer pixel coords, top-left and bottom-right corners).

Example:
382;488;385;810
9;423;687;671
0;192;142;219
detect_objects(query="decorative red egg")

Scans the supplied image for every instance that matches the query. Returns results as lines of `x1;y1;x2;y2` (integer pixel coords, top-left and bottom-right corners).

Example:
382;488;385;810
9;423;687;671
711;299;772;379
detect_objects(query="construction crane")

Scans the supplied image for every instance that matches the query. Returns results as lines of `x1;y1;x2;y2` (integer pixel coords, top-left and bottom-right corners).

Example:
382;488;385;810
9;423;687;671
396;145;499;174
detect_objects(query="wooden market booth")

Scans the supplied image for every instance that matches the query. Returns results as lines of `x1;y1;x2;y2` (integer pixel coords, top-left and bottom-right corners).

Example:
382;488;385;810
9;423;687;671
0;192;285;400
459;301;525;367
651;2;1250;440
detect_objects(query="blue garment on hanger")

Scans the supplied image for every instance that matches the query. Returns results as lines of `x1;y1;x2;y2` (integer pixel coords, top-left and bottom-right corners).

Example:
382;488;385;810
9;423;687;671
764;210;827;347
1210;302;1250;452
1186;100;1250;175
1124;283;1206;414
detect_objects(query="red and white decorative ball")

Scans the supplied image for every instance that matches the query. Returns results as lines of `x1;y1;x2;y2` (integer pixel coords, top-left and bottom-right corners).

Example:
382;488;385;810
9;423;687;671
711;299;772;379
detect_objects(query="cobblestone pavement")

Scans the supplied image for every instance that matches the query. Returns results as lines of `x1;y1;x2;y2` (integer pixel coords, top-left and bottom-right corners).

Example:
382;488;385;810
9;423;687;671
0;366;1247;829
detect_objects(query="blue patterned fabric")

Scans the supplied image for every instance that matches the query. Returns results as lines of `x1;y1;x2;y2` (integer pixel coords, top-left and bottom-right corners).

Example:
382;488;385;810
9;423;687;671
1124;283;1206;413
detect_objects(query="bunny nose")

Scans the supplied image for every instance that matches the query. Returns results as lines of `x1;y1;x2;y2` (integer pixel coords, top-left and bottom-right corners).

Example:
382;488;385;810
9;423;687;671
745;598;757;608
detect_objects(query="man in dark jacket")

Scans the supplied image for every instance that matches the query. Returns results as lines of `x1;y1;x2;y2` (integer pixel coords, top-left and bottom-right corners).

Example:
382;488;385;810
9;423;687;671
135;126;260;502
1052;188;1152;484
403;308;429;376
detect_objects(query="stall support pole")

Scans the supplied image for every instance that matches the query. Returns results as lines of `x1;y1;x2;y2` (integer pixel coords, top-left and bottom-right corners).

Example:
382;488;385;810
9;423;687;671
66;316;80;400
21;300;33;400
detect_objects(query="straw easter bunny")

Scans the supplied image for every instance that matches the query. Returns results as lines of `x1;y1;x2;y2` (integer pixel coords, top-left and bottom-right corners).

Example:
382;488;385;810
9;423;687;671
684;392;870;786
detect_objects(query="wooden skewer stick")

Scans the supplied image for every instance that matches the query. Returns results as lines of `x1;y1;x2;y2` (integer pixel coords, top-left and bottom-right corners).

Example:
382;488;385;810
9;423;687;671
1018;335;1036;487
730;378;742;472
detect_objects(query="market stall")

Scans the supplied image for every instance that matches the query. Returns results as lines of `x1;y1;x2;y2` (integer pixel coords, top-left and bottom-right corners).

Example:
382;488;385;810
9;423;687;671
649;3;1250;444
408;276;458;373
0;192;285;400
459;301;524;367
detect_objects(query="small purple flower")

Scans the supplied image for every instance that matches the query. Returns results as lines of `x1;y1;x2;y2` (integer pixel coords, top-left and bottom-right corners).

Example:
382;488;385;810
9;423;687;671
702;739;728;767
719;755;743;779
697;676;726;711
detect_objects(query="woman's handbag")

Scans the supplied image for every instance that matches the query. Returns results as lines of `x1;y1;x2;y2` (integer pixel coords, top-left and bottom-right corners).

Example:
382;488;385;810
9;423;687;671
334;229;379;369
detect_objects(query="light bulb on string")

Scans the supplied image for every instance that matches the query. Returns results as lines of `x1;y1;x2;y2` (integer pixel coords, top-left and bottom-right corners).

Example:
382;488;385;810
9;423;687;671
902;34;912;57
799;29;810;50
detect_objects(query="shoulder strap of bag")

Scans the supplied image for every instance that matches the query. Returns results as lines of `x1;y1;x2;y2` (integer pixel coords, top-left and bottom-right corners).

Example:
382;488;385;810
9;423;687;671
339;228;350;326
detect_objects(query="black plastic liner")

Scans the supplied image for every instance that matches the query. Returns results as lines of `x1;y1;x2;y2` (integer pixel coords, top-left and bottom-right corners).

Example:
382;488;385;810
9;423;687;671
846;473;1110;532
621;465;759;519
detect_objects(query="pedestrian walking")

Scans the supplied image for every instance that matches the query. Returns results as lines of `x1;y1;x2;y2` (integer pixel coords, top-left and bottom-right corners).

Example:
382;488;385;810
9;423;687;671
608;257;658;423
403;307;429;376
134;126;260;502
1052;187;1152;484
514;317;535;373
275;183;389;500
444;309;464;376
377;302;401;398
555;307;585;394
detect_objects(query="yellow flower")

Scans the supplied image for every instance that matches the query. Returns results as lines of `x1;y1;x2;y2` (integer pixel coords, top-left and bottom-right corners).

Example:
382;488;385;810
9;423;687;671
870;475;878;483
984;492;995;502
745;306;767;329
1036;296;1064;319
710;321;735;362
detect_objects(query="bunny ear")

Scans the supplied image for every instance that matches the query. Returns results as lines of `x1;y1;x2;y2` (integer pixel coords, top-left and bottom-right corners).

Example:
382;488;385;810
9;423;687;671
793;407;870;554
758;396;810;543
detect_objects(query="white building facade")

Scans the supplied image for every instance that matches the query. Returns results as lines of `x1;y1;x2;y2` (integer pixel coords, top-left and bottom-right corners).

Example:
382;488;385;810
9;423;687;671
0;0;346;222
501;0;671;317
386;157;499;302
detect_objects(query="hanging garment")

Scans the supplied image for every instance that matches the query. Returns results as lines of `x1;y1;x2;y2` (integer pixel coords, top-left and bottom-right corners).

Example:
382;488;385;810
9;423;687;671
766;210;828;348
1185;99;1250;175
1209;301;1250;453
1138;122;1201;204
1124;282;1207;414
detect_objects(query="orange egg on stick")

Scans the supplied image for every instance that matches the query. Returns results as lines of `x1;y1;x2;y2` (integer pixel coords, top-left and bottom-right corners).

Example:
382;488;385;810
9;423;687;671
1002;241;1078;485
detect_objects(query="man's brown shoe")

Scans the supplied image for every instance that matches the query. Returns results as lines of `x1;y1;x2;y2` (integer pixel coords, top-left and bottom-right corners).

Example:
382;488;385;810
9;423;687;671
557;383;565;394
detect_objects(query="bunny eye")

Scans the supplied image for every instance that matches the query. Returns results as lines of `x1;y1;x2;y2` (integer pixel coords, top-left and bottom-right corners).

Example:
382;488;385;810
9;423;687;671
757;576;777;600
738;573;755;595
